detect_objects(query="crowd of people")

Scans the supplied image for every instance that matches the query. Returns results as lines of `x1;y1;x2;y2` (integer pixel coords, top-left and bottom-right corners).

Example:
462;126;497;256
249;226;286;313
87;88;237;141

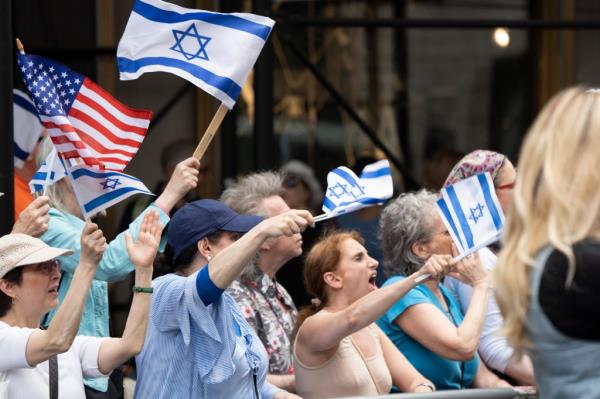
1;85;599;398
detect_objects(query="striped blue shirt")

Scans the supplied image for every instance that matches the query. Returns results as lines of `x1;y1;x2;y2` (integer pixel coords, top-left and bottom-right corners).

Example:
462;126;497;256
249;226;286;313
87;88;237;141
134;270;281;398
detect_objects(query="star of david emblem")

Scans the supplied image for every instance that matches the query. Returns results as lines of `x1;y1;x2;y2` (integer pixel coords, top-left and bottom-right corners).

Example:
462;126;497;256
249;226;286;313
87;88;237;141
101;177;122;190
170;23;211;61
328;182;348;199
468;203;486;224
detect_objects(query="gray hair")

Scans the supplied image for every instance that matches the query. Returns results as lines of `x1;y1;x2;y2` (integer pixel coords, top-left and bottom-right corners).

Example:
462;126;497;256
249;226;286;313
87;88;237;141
379;190;439;277
220;171;285;217
35;136;71;214
220;171;285;279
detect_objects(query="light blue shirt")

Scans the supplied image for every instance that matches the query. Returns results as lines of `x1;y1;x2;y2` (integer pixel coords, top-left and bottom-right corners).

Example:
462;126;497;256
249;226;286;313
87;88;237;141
40;204;169;392
134;271;282;399
377;275;479;390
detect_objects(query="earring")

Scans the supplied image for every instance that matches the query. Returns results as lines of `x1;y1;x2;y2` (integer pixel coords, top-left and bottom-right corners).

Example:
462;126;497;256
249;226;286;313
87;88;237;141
207;255;212;262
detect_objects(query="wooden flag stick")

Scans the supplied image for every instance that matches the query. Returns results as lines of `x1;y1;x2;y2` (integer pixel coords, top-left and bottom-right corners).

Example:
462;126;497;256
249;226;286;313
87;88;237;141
192;103;229;161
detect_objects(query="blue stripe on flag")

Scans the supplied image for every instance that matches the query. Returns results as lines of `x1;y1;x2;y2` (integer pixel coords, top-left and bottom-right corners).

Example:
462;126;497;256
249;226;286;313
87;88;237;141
14;143;29;162
322;196;336;212
477;174;503;232
437;198;464;250
134;0;272;40
32;171;55;181
13;92;40;120
332;196;384;208
84;187;151;213
117;57;241;102
360;167;391;179
332;168;361;187
70;167;143;182
446;185;475;249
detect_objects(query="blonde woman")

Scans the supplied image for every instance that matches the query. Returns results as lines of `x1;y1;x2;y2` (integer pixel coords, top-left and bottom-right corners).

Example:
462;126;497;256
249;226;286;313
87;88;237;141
495;86;600;398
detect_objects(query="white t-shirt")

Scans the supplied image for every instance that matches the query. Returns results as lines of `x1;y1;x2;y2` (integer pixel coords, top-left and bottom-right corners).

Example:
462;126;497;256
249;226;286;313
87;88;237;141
443;247;514;373
0;321;108;399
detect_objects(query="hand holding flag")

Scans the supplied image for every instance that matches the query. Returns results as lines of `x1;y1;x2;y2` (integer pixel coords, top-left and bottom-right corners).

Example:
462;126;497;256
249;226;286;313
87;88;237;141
315;160;393;223
415;172;505;283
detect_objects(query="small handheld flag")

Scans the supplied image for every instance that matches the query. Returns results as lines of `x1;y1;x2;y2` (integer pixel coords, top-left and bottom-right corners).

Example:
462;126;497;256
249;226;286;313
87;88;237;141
414;173;505;284
67;165;154;220
117;0;275;109
29;148;67;194
437;172;504;254
13;89;44;168
315;160;393;223
16;52;152;171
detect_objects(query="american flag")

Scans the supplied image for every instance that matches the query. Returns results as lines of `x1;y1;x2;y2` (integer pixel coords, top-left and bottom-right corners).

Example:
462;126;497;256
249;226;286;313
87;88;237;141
16;53;152;171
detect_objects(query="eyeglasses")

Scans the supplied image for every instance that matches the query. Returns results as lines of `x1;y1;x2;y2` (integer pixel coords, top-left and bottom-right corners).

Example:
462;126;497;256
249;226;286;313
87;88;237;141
30;259;62;275
496;181;515;190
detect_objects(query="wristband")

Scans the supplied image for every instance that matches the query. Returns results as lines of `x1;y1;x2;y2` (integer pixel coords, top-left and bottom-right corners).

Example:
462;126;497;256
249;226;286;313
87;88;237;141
132;286;153;294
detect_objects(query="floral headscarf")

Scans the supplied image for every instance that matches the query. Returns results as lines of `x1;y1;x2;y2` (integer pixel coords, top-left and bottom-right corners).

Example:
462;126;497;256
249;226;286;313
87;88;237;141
443;150;506;188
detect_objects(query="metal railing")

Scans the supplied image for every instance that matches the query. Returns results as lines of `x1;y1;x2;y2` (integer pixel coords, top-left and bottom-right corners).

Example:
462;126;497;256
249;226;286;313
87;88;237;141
339;387;538;399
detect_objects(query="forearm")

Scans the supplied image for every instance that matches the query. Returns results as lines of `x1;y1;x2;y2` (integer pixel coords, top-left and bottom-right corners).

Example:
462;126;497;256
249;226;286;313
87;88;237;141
267;373;295;392
344;273;420;333
208;227;268;289
505;354;536;386
456;282;489;352
97;268;153;374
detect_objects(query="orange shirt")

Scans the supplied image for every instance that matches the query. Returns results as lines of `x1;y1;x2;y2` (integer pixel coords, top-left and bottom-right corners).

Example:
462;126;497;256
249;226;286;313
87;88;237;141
14;174;33;220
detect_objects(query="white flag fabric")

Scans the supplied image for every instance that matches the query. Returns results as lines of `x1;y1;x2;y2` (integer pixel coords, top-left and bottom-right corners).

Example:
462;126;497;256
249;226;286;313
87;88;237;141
117;0;275;109
318;160;393;221
29;149;67;194
13;89;44;168
437;172;505;254
68;165;153;219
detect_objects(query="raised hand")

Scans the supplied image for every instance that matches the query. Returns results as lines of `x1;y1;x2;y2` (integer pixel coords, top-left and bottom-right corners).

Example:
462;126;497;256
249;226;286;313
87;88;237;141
11;195;50;237
259;209;314;238
155;157;201;212
125;210;164;269
80;221;107;268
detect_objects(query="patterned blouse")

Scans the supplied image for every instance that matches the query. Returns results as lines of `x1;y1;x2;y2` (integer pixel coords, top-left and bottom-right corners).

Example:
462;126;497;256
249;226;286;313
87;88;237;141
227;267;298;375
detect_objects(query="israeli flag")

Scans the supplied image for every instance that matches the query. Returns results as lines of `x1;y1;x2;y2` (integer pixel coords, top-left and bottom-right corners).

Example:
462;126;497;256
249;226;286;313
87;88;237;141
67;165;153;219
437;172;505;254
316;160;393;222
14;89;44;168
117;0;275;109
29;149;67;194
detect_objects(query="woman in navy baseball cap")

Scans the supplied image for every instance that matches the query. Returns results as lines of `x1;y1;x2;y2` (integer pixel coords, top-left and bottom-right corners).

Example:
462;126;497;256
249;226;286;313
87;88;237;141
135;199;313;399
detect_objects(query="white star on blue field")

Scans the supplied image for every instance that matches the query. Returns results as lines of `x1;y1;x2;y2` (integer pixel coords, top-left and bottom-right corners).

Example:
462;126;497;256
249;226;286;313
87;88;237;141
170;23;211;61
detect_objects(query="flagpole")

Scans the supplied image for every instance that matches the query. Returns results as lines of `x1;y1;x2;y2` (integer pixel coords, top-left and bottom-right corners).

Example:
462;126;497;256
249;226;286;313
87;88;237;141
192;102;228;161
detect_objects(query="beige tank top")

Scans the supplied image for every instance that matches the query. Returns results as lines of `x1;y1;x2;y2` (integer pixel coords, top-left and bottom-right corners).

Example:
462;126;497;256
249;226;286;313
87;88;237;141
294;324;393;399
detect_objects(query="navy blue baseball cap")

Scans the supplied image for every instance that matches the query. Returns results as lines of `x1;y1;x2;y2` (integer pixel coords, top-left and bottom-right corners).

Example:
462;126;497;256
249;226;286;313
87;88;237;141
167;199;263;259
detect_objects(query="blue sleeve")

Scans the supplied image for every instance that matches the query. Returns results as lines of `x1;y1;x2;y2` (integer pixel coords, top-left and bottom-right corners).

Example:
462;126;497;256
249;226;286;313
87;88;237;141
261;381;283;399
196;265;225;306
384;286;431;326
41;204;170;283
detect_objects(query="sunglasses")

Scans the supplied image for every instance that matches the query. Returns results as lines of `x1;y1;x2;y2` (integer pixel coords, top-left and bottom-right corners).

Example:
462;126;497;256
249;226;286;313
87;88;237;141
30;259;62;275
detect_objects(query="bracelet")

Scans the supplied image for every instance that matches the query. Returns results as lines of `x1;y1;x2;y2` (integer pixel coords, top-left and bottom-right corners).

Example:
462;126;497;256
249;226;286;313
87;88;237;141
416;382;435;392
132;286;153;294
